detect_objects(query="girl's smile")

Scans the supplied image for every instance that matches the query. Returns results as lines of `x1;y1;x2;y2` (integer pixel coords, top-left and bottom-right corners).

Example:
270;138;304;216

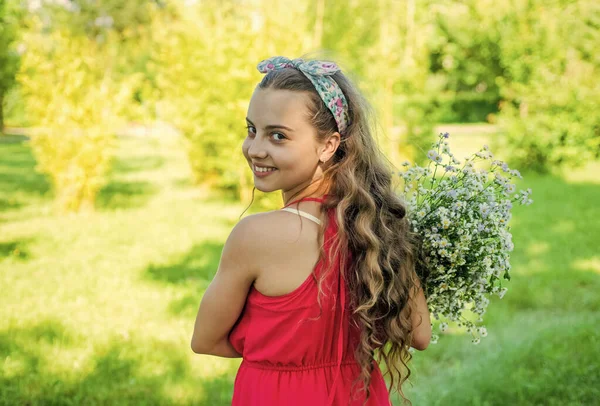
252;164;278;177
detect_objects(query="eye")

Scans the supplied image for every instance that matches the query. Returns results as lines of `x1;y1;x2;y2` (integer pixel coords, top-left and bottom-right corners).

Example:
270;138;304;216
271;132;286;141
245;125;256;136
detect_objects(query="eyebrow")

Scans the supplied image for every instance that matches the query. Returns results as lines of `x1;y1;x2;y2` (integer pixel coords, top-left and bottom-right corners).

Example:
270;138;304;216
246;118;294;132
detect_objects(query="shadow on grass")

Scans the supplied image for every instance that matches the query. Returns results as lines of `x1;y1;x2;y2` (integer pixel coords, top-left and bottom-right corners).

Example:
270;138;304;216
173;177;194;189
0;238;34;261
167;293;205;318
96;180;158;210
94;148;169;210
0;136;164;213
145;241;223;286
0;197;24;211
0;140;52;201
143;241;224;317
0;319;237;405
199;372;237;405
0;134;29;144
404;311;600;405
110;156;165;174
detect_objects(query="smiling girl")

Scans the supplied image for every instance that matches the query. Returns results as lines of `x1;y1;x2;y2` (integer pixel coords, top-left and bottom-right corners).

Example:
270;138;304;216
191;56;431;405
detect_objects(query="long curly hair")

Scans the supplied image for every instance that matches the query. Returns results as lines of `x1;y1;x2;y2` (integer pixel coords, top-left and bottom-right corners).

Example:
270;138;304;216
256;60;422;405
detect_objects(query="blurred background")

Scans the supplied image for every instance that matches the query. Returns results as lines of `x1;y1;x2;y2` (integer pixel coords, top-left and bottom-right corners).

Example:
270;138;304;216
0;0;599;404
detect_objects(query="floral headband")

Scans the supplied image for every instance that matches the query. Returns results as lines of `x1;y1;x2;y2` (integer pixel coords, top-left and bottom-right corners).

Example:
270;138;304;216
257;56;351;135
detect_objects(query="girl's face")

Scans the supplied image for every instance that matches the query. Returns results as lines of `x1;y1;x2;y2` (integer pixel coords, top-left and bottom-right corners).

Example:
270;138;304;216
243;88;333;200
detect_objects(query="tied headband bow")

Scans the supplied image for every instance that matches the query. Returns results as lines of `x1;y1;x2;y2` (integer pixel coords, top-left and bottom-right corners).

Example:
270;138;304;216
257;56;351;135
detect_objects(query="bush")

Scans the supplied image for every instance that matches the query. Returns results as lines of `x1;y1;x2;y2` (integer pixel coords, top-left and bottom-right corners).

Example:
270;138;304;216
497;0;600;172
28;130;116;212
18;22;138;212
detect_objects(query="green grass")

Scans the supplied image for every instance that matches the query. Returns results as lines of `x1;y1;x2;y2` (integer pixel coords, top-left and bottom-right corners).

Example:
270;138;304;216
1;131;598;405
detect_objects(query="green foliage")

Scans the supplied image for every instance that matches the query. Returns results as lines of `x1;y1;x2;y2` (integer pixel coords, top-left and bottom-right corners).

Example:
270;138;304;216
424;0;600;171
0;0;21;131
332;0;440;164
151;0;311;207
496;0;600;171
0;0;19;92
8;0;600;202
428;0;505;109
31;0;157;38
27;131;116;212
23;0;161;124
18;21;139;212
425;0;508;124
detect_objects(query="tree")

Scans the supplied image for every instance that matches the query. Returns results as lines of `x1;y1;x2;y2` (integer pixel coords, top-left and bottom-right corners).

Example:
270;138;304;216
319;0;440;164
0;0;20;133
151;0;312;207
18;15;140;212
428;0;506;123
497;0;600;171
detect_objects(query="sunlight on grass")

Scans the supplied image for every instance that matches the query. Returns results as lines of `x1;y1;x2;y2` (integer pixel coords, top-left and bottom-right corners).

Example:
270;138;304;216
572;257;600;274
1;130;598;405
562;162;600;184
0;134;244;405
526;241;550;256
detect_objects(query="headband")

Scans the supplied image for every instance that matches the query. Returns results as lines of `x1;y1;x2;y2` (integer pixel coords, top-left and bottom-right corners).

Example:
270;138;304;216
257;56;351;135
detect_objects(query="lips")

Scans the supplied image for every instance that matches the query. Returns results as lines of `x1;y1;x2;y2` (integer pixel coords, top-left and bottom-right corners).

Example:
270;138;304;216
252;164;278;177
253;164;276;170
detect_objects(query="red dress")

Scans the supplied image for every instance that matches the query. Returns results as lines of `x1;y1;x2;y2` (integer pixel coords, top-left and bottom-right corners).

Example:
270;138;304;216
229;196;391;405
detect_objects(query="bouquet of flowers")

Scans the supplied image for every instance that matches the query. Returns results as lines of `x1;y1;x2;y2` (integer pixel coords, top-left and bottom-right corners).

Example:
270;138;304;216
399;132;533;344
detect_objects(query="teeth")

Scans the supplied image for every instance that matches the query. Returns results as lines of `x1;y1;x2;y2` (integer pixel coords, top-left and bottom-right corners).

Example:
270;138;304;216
255;166;276;173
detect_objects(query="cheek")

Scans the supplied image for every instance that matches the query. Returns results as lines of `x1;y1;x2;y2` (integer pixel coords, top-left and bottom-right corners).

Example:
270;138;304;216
241;138;250;158
278;148;314;172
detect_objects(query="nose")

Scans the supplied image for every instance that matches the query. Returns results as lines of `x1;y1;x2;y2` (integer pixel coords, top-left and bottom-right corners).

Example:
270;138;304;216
246;134;268;160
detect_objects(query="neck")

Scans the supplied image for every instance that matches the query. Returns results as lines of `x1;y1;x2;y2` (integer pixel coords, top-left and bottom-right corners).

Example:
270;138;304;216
282;177;331;205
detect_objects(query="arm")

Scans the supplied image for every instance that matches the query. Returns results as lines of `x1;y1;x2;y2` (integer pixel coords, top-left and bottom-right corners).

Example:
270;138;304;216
191;217;259;357
407;278;432;350
200;336;242;358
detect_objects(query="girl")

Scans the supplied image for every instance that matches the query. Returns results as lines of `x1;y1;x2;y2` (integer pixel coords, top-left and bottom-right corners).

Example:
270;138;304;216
191;56;431;405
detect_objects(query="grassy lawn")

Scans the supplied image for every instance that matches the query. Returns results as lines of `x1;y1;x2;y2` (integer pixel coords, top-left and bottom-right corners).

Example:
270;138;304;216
1;131;598;405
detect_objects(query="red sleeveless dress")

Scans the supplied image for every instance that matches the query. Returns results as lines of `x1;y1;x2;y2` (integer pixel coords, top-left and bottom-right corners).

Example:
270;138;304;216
228;196;391;405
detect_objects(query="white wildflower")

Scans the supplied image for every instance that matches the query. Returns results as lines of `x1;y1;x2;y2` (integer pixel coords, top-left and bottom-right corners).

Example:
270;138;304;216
399;132;530;344
427;150;441;162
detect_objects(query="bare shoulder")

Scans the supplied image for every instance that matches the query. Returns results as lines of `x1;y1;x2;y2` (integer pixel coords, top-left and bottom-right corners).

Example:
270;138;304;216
227;212;278;252
232;210;318;249
235;210;309;237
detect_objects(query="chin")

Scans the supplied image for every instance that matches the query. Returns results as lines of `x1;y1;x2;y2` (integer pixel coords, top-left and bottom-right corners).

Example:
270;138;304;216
254;182;279;193
255;185;277;193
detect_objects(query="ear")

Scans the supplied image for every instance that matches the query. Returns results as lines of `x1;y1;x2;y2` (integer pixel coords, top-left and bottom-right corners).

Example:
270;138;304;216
318;132;341;163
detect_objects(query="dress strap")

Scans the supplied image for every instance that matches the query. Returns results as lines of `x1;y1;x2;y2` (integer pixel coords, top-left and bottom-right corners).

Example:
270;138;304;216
280;208;322;225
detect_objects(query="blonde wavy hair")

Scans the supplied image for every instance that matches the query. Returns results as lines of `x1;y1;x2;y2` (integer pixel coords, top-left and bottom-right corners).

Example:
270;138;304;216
254;62;422;405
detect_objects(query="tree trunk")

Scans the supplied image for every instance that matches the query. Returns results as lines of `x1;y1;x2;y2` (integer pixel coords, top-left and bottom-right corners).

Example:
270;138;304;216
313;0;325;49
